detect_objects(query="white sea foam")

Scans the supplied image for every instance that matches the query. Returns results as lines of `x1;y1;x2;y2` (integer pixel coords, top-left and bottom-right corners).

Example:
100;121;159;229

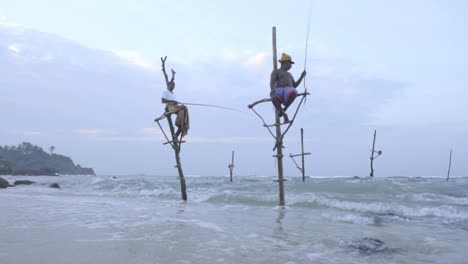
1;175;468;264
321;212;377;225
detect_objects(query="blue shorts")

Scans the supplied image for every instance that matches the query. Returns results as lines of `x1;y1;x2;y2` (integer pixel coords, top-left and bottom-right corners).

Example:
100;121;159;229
274;86;297;105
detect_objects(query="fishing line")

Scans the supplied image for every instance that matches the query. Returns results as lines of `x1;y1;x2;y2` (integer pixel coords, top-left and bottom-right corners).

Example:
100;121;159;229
180;102;246;113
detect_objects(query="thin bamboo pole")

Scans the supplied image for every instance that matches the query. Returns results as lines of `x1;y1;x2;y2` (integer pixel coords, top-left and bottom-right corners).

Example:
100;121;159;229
447;148;452;181
289;128;310;181
290;154;302;172
290;153;311;157
370;129;376;177
301;128;305;182
229;150;235;182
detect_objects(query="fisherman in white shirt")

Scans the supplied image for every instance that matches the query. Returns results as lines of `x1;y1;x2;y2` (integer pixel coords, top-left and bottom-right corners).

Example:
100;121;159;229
161;81;190;137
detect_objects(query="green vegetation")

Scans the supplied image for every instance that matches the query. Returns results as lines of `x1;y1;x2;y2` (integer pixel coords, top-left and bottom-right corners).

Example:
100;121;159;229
0;156;12;175
0;142;95;175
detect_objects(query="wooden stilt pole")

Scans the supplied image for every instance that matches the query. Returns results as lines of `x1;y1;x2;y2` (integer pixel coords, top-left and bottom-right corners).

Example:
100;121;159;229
159;56;187;201
370;129;377;177
368;129;383;178
447;148;452;181
301;128;306;182
166;115;187;200
248;27;310;204
229;150;235;182
272;27;285;206
289;128;310;181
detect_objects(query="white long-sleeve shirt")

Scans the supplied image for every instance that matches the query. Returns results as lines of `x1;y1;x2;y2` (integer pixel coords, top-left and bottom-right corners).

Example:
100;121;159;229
161;90;177;102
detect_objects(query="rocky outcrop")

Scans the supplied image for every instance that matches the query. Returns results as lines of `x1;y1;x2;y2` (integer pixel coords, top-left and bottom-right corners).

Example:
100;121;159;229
67;164;95;175
347;238;403;255
11;168;58;176
13;180;35;185
0;177;9;189
49;183;60;189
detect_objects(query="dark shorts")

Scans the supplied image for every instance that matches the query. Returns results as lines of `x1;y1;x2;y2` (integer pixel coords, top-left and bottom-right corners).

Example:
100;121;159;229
274;86;297;105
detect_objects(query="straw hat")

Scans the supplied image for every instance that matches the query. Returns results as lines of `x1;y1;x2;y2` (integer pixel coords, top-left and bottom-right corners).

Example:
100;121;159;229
278;53;295;64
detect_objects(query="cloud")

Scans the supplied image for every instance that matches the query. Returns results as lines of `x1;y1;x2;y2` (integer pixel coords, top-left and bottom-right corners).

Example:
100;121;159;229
222;49;270;72
5;22;465;176
0;21;403;137
8;44;21;53
188;136;271;144
0;17;22;29
41;54;54;61
79;129;106;135
245;52;269;69
371;85;468;127
22;131;41;135
139;128;162;135
114;50;157;72
0;17;9;26
75;128;165;142
313;40;337;58
86;136;163;142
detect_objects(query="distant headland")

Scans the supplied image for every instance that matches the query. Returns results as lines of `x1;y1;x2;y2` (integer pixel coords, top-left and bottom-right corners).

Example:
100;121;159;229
0;142;95;176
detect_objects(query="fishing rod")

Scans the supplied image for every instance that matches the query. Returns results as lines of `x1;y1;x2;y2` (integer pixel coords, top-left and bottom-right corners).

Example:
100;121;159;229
302;2;313;102
304;3;312;71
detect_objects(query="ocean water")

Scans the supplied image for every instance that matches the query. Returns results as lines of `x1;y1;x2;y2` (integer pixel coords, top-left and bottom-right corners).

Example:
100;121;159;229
1;175;467;264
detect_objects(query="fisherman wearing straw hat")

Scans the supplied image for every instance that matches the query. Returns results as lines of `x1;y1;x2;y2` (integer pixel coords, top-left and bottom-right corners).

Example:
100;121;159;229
270;53;306;123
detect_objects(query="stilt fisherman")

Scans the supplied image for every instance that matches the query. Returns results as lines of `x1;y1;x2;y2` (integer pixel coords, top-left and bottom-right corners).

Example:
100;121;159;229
270;53;306;123
161;80;190;138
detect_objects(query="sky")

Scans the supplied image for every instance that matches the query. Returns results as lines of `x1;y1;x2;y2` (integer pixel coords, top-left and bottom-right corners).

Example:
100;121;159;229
1;0;467;177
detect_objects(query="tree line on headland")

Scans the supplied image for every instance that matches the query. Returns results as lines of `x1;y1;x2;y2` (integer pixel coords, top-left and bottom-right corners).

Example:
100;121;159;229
0;142;95;176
